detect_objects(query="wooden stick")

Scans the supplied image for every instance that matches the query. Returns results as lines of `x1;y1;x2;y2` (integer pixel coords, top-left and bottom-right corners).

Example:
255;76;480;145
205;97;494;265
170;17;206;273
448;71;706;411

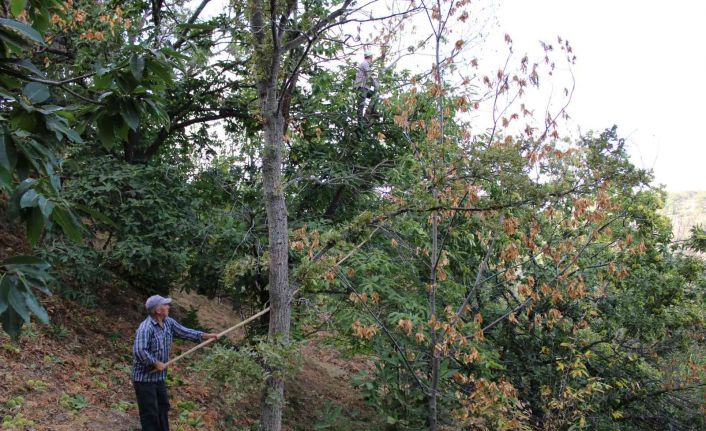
164;306;270;367
161;228;377;369
333;225;380;268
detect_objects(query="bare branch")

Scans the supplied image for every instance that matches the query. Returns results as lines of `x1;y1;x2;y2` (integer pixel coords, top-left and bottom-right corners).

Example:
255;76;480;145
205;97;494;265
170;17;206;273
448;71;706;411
281;0;355;52
173;0;214;50
454;231;498;320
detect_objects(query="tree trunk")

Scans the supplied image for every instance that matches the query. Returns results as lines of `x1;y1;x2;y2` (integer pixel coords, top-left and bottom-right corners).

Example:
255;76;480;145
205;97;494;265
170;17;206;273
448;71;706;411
429;2;444;425
428;207;439;431
246;0;354;426
258;73;291;431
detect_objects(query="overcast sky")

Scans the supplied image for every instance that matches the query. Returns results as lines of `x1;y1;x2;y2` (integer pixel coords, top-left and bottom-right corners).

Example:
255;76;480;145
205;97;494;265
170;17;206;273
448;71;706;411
494;0;706;191
198;0;705;191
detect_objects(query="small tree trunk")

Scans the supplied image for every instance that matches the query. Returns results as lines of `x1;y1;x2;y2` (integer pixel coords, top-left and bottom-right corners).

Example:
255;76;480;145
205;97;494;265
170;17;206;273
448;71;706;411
428;1;444;425
428;207;439;431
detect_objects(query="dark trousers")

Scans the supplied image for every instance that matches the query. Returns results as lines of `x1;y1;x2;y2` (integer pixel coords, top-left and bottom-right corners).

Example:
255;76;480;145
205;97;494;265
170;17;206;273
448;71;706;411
133;381;170;431
357;87;374;123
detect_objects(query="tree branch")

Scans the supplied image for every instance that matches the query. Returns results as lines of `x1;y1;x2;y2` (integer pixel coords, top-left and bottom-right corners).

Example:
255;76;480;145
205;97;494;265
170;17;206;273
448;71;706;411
173;0;214;50
171;108;249;129
281;0;355;52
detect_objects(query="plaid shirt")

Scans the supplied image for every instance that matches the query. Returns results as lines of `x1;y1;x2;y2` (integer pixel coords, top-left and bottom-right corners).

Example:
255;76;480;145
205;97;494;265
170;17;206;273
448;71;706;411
354;59;372;89
132;315;203;382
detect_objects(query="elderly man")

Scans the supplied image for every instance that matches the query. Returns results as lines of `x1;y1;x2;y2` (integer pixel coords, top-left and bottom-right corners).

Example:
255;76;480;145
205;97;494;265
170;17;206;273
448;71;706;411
132;294;219;431
355;51;375;123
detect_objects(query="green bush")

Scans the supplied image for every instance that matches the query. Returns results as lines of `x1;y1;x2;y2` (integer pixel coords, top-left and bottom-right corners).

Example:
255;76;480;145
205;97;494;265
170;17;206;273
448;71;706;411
110;400;134;412
2;413;35;430
191;339;302;406
4;396;25;409
25;379;47;392
59;393;88;411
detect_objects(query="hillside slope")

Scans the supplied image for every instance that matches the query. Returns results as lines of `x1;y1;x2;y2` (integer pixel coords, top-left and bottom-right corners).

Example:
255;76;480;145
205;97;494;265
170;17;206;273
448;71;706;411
1;287;377;431
1;195;379;430
664;191;706;240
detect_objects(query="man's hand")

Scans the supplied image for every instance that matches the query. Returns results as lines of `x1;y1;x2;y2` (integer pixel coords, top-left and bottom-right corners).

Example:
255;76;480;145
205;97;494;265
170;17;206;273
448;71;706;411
153;361;168;371
202;333;220;341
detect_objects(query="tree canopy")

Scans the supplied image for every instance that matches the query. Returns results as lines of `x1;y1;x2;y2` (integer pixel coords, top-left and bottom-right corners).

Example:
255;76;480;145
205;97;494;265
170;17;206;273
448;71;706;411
1;1;704;430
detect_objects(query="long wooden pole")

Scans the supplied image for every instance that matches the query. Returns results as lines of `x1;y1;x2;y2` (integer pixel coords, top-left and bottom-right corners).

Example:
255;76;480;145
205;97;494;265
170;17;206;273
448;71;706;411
160;228;378;370
164;306;270;367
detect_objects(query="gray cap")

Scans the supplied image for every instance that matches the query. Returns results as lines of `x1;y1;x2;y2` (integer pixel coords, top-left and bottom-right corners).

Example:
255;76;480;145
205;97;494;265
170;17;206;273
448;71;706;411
364;51;373;58
145;295;172;312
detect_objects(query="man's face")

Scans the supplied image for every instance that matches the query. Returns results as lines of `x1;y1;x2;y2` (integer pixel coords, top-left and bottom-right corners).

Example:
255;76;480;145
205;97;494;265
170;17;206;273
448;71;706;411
154;303;170;318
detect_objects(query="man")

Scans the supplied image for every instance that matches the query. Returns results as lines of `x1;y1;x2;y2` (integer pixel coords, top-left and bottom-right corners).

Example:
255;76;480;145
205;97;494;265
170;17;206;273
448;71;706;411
132;294;219;431
355;51;375;123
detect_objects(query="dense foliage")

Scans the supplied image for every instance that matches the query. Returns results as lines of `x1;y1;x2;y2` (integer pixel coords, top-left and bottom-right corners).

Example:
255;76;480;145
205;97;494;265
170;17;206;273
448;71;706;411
1;1;704;430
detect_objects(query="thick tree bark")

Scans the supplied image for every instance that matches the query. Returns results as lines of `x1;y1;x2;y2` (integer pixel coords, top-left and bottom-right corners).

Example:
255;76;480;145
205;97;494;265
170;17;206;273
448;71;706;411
259;93;291;431
253;42;293;426
250;3;291;421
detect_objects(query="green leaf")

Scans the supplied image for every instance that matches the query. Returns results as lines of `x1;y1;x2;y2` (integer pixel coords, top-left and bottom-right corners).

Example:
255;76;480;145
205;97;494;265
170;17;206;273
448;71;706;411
145;58;173;83
22;138;59;169
5;59;45;77
8;283;30;322
74;203;117;228
130;54;145;81
30;5;51;33
0;70;22;87
145;99;170;128
2;255;47;267
120;102;140;131
24;290;49;324
45;116;83;143
36;105;64;114
0;276;9;315
11;111;37;131
55;109;75;122
114;119;129;141
27;206;44;245
0;131;17;171
0;26;32;52
0;18;46;46
159;47;190;61
51;206;83;242
23;82;50;104
49;172;60;194
0;89;16;101
1;305;22;340
94;73;113;90
3;256;51;287
96;115;115;149
19;188;39;208
94;61;109;76
0;165;11;189
38;196;55;219
10;0;28;17
116;71;138;93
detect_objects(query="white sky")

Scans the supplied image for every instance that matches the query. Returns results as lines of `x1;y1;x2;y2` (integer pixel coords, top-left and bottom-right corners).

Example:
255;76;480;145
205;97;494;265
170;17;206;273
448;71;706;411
494;0;706;191
197;0;705;191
